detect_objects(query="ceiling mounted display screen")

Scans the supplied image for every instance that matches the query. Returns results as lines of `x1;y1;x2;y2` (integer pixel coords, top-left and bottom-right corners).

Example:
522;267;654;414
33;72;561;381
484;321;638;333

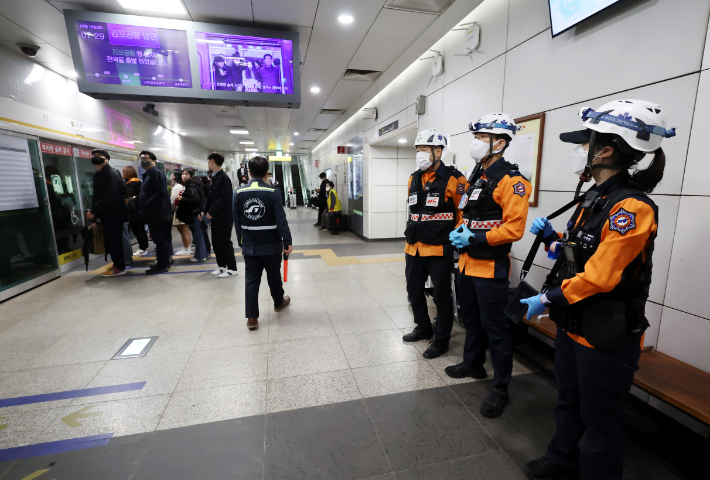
196;32;294;95
549;0;624;37
64;10;300;108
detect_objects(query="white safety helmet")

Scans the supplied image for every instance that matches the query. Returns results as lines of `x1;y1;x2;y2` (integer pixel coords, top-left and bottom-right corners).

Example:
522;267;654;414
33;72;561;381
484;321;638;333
414;128;448;149
561;99;676;154
468;112;520;141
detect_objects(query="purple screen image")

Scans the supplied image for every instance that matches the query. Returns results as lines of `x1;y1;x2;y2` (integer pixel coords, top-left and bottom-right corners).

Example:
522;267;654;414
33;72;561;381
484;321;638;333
75;20;192;89
195;31;294;95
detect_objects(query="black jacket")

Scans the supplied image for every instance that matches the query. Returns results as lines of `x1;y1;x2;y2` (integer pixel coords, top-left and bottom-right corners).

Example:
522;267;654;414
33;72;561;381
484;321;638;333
204;169;234;223
139;167;171;224
91;166;127;220
233;179;292;256
318;180;327;207
125;178;142;223
176;178;205;224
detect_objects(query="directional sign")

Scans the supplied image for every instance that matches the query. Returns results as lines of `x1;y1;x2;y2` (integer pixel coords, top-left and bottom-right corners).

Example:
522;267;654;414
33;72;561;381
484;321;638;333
61;405;103;427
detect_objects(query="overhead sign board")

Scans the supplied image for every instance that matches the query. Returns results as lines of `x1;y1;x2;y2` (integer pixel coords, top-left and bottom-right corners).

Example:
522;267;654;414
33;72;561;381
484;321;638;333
378;120;399;137
269;156;291;161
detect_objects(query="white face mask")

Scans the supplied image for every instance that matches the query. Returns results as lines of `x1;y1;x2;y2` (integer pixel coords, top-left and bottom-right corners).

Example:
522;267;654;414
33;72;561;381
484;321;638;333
416;151;433;171
570;144;601;176
469;138;504;163
326;186;331;192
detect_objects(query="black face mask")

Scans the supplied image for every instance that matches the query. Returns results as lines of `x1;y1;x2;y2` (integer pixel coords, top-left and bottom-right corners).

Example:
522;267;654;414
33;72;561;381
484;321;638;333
140;160;153;169
91;156;105;165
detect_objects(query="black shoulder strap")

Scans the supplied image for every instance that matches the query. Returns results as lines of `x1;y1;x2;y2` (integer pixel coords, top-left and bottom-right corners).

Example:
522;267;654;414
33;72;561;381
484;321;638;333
582;187;651;232
409;171;423;194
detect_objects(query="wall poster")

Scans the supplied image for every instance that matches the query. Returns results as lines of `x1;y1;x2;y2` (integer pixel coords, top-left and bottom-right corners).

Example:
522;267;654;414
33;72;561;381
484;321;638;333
506;113;545;207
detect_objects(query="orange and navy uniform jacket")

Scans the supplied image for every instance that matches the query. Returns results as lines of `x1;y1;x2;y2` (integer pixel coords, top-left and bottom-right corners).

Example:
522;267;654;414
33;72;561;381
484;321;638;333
544;173;657;348
456;160;531;279
404;162;468;257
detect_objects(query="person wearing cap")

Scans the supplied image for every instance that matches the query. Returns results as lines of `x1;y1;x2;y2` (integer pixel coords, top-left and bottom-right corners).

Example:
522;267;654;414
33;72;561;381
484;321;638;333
520;100;675;480
402;128;467;359
447;113;531;418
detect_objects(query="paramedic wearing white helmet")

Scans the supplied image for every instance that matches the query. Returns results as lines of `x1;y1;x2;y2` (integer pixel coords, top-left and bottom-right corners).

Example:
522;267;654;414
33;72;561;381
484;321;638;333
521;100;676;480
447;113;532;418
402;128;468;359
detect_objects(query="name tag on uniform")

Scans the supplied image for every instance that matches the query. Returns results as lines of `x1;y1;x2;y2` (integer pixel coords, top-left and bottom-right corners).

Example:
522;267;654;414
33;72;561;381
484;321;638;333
425;195;439;207
408;194;417;206
470;188;483;201
459;196;468;209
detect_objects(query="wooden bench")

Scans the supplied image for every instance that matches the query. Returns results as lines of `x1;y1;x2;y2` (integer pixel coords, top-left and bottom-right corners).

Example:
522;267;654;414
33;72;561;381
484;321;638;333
521;315;710;426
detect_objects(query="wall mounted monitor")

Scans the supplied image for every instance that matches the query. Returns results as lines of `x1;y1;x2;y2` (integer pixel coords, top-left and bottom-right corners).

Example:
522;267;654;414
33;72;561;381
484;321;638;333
64;10;300;108
549;0;625;37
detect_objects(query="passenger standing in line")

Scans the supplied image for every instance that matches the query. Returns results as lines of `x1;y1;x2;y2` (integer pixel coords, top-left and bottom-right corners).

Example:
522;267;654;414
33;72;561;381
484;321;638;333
237;162;249;188
123;166;149;256
322;180;342;234
199;175;212;256
313;172;327;227
521;100;675;480
233;156;292;330
171;171;192;256
402;129;467;359
200;153;238;278
138;151;172;275
447;113;531;419
176;168;209;263
86;149;128;278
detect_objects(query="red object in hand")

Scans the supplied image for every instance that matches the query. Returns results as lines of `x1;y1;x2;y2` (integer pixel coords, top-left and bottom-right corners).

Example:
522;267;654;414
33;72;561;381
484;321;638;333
283;253;289;282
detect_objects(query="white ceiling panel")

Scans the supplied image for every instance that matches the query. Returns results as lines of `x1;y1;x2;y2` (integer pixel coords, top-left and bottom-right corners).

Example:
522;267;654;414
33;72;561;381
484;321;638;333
323;80;372;109
49;1;126;15
0;0;72;55
0;15;45;44
253;0;319;28
181;0;253;23
311;113;342;130
348;35;415;71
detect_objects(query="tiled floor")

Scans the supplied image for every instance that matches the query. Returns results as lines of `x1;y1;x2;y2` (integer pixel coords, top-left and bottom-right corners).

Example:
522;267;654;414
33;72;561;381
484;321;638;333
0;208;691;479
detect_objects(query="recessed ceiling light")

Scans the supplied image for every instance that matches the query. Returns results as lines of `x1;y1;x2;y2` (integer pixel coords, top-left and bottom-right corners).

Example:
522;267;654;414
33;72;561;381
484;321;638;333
338;14;354;24
239;141;254;145
310;86;320;93
290;143;294;146
154;126;163;135
294;132;299;136
24;64;45;84
398;138;407;143
180;132;186;136
117;0;186;14
230;129;249;134
245;148;258;152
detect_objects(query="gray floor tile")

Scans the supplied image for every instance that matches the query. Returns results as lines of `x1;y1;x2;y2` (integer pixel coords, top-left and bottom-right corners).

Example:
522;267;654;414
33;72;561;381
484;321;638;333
175;344;269;392
365;387;498;471
135;416;265;480
265;400;391;480
268;313;336;343
0;407;64;449
352;361;445;398
267;336;349;380
158;381;266;430
194;319;270;350
328;308;400;335
133;324;205;356
266;370;361;413
339;330;419;368
324;294;382;313
29;333;136;368
393;450;526;480
382;306;416;329
269;296;327;317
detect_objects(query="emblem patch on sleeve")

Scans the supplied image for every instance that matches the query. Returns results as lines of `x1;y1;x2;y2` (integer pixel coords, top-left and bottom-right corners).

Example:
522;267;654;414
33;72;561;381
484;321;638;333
512;181;526;197
608;208;636;235
456;183;466;195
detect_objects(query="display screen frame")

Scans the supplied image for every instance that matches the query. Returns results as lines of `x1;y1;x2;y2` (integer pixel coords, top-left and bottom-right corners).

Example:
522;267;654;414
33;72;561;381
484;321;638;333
64;10;301;108
548;0;626;38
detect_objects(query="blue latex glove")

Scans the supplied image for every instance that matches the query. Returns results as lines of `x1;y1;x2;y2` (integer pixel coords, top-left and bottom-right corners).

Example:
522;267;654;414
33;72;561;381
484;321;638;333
530;217;554;237
520;294;546;318
449;225;474;248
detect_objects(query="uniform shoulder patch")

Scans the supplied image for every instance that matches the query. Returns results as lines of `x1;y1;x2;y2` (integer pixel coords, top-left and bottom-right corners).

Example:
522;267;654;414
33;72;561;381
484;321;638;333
608;208;636;235
456;183;466;194
512;181;526;197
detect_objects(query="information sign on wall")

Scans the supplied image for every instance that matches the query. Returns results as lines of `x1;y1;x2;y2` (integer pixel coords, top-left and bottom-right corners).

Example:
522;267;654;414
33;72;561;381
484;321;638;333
41;143;72;156
378;120;399;137
506;113;545;207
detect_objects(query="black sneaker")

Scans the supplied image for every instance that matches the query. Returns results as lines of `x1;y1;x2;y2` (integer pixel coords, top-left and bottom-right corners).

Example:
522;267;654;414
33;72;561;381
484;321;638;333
444;362;487;379
402;326;434;342
422;340;449;359
145;267;169;275
313;223;321;227
480;387;509;418
523;456;580;480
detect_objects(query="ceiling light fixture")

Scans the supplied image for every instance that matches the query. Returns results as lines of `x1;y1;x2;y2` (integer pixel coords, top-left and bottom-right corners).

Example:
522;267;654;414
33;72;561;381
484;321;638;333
310;86;320;93
239;141;254;145
230;129;249;134
245;148;258;152
117;0;186;15
290;143;294;146
180;132;186;136
398;138;407;143
154;125;163;135
24;64;45;84
151;147;165;150
293;132;299;136
338;14;354;24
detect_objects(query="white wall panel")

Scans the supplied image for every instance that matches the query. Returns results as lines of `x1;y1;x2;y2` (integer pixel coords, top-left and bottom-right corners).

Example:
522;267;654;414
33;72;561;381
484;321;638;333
507;0;551;49
663;195;710;318
441;55;505;135
371;185;397;213
538;74;699;195
503;0;709;118
377;72;410;127
370;146;398;159
657;307;710;373
407;38;447;105
372;212;398;239
449;133;476;178
647;194;680;305
417;88;444;132
396;185;409;212
397;158;413;186
443;0;509;85
396;211;407;238
644;301;663;349
371;158;398;186
682;70;710;195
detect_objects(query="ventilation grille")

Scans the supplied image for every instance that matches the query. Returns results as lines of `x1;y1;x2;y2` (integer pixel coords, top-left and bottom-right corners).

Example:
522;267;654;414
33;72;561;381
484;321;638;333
319;109;345;114
384;0;453;14
309;128;327;132
342;69;382;82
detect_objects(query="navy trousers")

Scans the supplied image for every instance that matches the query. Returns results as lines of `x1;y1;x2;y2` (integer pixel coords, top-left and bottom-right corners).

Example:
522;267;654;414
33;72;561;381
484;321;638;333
546;328;641;480
405;253;454;342
244;254;285;319
457;274;512;389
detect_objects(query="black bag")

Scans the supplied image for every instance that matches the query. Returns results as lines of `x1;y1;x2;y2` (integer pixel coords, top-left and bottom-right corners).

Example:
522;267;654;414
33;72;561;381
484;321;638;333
576;299;629;349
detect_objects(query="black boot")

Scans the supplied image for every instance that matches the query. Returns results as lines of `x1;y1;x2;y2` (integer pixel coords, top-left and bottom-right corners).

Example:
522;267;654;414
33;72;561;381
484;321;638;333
422;339;449;359
444;362;487;379
480;386;509;418
523;456;580;480
402;325;433;342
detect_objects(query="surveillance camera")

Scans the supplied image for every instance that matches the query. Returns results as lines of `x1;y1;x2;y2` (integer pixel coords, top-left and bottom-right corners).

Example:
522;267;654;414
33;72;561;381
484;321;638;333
142;103;159;117
17;43;41;57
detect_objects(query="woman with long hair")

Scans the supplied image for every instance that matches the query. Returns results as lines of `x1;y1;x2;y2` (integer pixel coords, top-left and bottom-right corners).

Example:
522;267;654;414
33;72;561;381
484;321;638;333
176;168;208;262
122;166;149;255
241;59;261;92
171;170;191;255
